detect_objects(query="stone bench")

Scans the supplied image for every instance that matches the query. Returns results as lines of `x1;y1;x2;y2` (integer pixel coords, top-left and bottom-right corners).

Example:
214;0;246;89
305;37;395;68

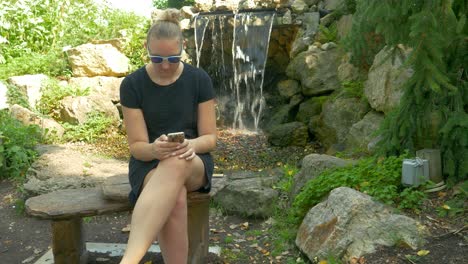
25;175;210;264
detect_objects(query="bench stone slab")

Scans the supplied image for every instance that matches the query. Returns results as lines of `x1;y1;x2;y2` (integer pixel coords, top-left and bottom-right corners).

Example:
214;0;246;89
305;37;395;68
25;187;131;220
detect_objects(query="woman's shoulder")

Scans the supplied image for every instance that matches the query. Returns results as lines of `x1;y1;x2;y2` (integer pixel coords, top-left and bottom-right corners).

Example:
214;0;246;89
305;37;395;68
124;66;147;81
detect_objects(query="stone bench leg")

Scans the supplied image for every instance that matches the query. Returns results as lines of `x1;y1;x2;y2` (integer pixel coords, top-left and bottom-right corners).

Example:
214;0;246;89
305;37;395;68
51;217;87;264
187;193;210;264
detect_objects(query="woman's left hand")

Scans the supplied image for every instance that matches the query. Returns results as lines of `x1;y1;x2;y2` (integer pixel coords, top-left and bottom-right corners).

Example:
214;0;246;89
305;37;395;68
172;139;197;160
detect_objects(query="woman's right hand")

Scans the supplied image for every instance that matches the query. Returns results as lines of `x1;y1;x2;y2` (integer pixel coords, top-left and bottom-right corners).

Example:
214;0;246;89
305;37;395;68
151;135;179;160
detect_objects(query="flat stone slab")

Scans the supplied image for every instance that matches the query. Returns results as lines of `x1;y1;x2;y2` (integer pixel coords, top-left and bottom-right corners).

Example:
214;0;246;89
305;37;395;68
26;187;131;220
101;174;130;201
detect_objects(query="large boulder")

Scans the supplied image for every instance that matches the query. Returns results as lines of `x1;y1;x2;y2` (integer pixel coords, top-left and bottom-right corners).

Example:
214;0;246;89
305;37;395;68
68;76;123;103
277;79;301;98
296;187;426;262
213;169;282;218
67;43;129;77
295;96;327;123
7;74;49;109
364;46;412;114
315;97;370;149
0;81;8;110
267;121;309;147
286;45;341;96
291;154;353;198
345;111;384;151
9;104;65;137
58;95;120;125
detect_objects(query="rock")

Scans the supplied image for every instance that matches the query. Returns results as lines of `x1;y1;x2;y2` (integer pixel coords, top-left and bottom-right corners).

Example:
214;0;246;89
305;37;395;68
315;97;370;149
67;43;129;77
337;53;362;82
213;169;282;218
7;74;49;109
291;154;353;198
296;187;426;262
267;122;309;147
25;187;130;219
9;104;65;137
90;38;127;53
364;46;412;114
58;95;120;125
277;79;301;98
101;174;131;201
295;96;327;123
68;76;123;103
286;48;341;96
345;111;384;151
0;81;9;110
336;14;353;40
291;0;308;14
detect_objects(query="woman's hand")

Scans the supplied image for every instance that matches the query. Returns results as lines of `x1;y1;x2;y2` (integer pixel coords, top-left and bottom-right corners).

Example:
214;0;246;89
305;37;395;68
171;139;197;160
151;135;180;160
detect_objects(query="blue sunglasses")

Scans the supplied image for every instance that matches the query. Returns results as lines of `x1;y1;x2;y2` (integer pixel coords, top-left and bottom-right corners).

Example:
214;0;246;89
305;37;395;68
147;49;182;64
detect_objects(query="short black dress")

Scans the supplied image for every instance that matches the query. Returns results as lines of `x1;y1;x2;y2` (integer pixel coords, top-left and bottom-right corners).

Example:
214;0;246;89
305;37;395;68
119;63;215;206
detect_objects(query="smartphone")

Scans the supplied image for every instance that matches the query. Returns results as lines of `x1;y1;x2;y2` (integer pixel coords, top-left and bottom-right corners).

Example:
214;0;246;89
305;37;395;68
167;132;185;143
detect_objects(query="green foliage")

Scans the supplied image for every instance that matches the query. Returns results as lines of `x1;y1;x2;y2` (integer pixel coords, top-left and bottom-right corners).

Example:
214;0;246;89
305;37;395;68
273;164;299;193
0;50;71;80
0;0;150;77
6;83;29;109
337;80;365;99
153;0;168;9
346;0;468;183
289;153;428;225
61;111;115;143
152;0;195;10
0;111;41;180
437;180;467;217
316;23;338;44
37;79;89;119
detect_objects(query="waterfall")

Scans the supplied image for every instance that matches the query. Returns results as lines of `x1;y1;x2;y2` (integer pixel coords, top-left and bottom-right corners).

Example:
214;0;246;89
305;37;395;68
194;11;275;131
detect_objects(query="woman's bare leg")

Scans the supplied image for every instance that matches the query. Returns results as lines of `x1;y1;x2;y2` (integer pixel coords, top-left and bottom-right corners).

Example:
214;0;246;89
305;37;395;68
157;186;188;264
120;156;206;264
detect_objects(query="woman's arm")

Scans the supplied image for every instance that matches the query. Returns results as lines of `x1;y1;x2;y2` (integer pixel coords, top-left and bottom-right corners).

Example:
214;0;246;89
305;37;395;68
191;99;217;153
122;106;176;161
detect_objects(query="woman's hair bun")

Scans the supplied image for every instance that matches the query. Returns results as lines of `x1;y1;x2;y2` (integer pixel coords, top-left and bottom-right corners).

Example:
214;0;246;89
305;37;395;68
155;8;181;27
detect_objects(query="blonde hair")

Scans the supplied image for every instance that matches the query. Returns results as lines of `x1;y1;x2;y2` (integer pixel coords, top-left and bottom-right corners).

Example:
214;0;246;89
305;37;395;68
147;9;182;45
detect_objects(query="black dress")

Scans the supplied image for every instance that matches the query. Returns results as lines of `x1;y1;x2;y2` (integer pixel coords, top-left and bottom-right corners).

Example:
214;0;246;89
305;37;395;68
119;63;215;205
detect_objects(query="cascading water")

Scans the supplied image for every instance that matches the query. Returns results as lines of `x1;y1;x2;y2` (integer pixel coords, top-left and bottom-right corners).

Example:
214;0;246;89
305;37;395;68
194;11;275;131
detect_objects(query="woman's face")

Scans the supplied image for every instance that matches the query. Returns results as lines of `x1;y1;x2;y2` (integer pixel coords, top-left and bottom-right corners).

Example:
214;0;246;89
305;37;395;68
147;38;182;77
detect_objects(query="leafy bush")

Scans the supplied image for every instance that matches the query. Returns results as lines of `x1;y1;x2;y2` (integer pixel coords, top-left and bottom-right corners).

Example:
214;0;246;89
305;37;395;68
0;111;41;180
37;79;89;119
290;153;427;225
0;0;150;77
6;83;29;109
61;111;115;143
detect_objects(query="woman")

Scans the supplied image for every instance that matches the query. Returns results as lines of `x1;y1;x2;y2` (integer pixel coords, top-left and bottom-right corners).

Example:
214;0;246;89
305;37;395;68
119;9;216;264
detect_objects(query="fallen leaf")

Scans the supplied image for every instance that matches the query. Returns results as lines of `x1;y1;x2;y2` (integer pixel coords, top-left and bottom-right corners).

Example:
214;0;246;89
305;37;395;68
319;261;328;264
121;224;131;232
442;204;451;210
143;261;152;264
417;250;430;256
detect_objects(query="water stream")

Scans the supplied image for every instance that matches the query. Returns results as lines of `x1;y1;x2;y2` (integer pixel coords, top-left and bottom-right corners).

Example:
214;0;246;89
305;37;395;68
194;11;275;131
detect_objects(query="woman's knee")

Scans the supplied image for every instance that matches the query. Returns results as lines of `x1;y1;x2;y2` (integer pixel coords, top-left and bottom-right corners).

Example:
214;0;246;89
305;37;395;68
159;157;194;181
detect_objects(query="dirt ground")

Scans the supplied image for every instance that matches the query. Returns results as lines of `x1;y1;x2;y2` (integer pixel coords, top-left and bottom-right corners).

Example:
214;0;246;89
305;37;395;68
0;130;467;263
1;178;467;264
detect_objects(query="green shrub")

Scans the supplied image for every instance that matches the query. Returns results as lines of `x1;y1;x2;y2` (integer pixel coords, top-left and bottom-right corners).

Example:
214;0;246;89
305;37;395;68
6;83;30;109
290;152;427;225
62;111;115;143
37;79;89;119
0;0;150;77
0;111;41;180
0;50;71;80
